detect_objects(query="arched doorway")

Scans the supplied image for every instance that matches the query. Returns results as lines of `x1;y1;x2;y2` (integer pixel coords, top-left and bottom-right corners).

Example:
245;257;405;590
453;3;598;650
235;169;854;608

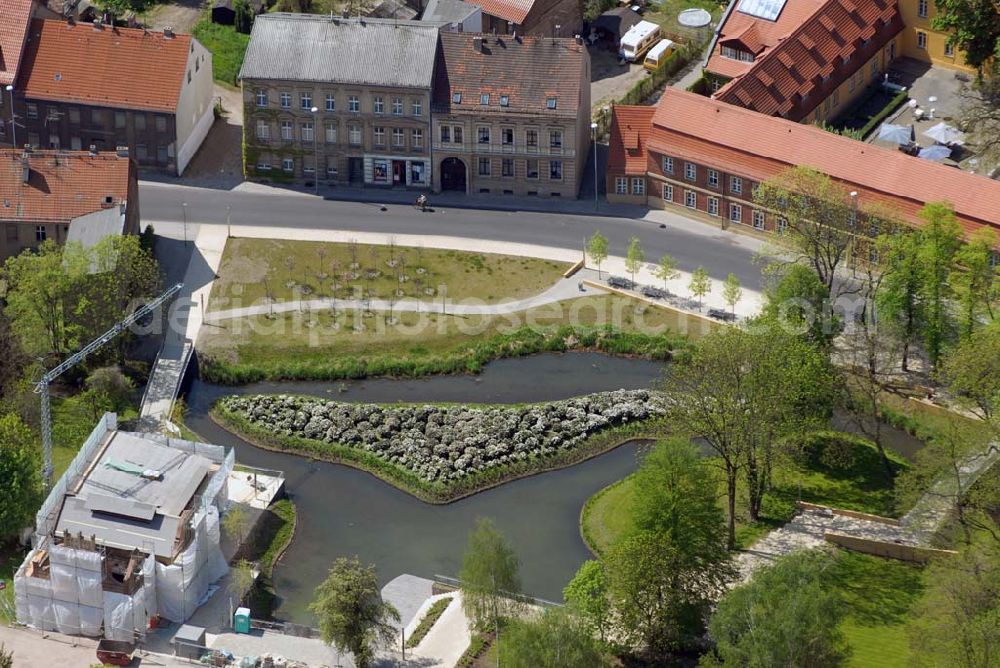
440;157;467;192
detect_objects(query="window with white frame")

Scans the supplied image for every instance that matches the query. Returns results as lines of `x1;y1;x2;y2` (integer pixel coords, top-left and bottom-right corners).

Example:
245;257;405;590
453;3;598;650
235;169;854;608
282;158;294;172
550;160;563;180
281;121;293;141
631;178;644;195
480;93;490;105
721;45;754;62
478;126;490;144
412;100;422;116
708;196;719;216
325;123;337;143
326;94;335;112
392;128;404;147
616;177;628;195
730;175;742;194
479;157;491;176
412;128;423;148
454;126;463;143
918;0;927;17
256;89;268;107
777;217;788;234
349;125;361;145
526;129;538;147
502;128;514;145
526;159;539;179
549;130;562;148
35;225;46;242
663;156;673;174
753;210;765;229
373;96;384;114
300;92;312;109
685;190;696;208
730;203;742;223
327;157;338;176
662;183;673;201
440;126;450;143
708;169;719;187
502;158;514;177
256;120;270;139
301;122;314;142
685;162;696;181
944;42;954;57
917;31;927;49
280;92;291;108
257;159;271;170
392;97;403;115
373;127;385;145
348;96;360;112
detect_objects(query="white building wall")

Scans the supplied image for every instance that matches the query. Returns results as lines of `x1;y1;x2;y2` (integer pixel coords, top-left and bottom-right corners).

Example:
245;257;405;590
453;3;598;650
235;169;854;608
175;38;215;175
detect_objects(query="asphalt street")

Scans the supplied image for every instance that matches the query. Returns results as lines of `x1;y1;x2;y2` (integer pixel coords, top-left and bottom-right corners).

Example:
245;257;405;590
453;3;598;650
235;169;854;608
140;182;769;291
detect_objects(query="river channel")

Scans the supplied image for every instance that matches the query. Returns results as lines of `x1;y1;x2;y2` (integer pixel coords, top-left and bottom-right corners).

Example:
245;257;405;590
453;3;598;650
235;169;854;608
182;352;922;624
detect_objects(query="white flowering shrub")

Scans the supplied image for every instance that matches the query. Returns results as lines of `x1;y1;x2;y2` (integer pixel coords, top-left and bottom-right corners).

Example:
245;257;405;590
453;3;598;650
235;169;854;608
220;390;664;483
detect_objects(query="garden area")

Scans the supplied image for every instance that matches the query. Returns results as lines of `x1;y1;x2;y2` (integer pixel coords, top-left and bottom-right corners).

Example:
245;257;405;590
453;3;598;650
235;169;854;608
826;84;909;138
208;238;571;311
193;17;251;86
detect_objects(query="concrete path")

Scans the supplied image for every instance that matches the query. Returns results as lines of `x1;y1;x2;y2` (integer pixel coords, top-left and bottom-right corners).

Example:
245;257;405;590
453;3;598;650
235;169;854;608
736;508;920;582
404;593;470;668
199;224;764;323
137;225;227;430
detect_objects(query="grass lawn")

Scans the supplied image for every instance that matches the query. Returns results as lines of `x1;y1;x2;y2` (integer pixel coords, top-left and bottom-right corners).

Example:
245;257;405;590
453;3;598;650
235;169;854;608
0;547;23;623
644;0;722;42
829;549;924;667
208;238;572;312
193;18;250;86
581;432;906;554
199;293;713;382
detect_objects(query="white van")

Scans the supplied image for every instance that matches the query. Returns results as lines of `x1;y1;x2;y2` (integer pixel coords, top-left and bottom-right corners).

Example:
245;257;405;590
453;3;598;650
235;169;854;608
620;20;661;62
643;38;676;71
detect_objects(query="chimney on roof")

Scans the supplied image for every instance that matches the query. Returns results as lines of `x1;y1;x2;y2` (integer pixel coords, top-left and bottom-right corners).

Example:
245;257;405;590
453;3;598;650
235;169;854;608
473;36;483;52
93;19;103;30
21;154;29;184
89;144;97;156
575;33;582;44
116;145;129;158
164;26;175;38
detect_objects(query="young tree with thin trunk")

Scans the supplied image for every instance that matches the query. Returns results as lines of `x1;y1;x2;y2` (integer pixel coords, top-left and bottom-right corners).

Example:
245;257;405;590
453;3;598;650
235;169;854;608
876;230;923;371
625;237;644;285
228;559;256;606
223;504;251;550
941;323;1000;421
309;557;400;668
955;227;999;338
688;266;710;309
587;231;609;278
653;254;679;291
459;518;522;632
722;273;742;314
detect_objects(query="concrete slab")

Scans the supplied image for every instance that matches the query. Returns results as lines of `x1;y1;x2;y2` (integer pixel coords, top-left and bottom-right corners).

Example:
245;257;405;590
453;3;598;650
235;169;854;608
381;575;435;632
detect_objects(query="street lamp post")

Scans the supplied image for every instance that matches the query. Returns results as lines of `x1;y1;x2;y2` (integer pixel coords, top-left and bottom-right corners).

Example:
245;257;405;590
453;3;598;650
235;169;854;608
182;202;188;245
590;121;599;211
226;204;232;239
849;190;859;275
5;85;15;148
310;106;319;196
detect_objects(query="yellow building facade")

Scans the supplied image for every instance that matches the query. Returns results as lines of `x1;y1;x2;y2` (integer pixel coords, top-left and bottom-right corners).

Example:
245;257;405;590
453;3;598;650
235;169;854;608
898;0;976;73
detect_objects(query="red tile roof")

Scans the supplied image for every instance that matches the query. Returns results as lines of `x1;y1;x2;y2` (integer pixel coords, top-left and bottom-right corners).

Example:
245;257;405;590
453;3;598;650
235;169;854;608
607;104;655;176
0;149;132;225
0;0;34;86
18;20;192;113
473;0;534;24
706;0;825;80
644;89;1000;238
433;33;586;117
715;0;902;119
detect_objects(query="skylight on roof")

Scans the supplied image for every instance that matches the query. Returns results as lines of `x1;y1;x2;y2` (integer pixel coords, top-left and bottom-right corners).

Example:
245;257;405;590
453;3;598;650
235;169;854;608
500;95;509;106
737;0;788;21
453;92;462;104
546;97;557;109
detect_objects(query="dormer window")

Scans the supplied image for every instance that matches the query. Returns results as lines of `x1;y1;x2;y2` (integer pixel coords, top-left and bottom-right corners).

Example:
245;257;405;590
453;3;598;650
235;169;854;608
500;95;509;107
453;92;462;104
546;97;557;109
720;45;754;62
480;93;490;105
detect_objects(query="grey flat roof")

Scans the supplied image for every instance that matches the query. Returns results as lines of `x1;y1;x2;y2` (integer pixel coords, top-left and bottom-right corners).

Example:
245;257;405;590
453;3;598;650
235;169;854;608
422;0;478;24
55;431;213;558
240;14;441;88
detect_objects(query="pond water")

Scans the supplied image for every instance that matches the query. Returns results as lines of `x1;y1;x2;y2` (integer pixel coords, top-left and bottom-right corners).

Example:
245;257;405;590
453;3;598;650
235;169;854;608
182;352;923;624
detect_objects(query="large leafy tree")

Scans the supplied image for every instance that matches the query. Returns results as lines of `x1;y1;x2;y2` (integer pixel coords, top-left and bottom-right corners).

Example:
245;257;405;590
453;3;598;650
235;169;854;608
662;321;834;548
459;517;522;631
916;202;962;371
955;227;999;338
563;560;611;644
958;64;1000;163
763;262;838;347
705;550;850;667
309;557;400;668
932;0;1000;73
876;229;924;371
942;322;1000;421
754;166;857;297
498;607;609;668
0;413;43;541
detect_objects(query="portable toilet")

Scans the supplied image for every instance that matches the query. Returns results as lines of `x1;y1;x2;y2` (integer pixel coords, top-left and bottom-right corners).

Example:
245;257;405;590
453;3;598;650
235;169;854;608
234;607;251;634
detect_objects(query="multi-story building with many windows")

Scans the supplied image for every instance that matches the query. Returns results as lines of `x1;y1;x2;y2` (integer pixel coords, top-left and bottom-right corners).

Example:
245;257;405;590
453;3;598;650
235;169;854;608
240;14;439;188
897;0;974;73
608;89;1000;247
431;32;590;197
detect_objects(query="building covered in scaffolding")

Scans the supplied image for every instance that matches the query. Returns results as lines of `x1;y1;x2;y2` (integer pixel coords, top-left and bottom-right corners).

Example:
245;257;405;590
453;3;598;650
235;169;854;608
14;413;233;641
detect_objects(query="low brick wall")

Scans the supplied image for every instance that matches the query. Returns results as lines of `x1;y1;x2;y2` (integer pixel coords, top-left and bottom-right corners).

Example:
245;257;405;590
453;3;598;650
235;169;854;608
796;501;900;526
824;532;957;563
563;258;586;278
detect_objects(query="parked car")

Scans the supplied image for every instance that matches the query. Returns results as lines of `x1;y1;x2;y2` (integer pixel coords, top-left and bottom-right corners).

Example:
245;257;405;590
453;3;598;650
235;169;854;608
641;286;671;299
707;308;737;322
608;276;636;290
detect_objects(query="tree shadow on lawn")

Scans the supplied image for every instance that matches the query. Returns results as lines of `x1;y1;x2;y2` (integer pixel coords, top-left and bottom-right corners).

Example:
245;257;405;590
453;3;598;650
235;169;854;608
827;551;925;627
